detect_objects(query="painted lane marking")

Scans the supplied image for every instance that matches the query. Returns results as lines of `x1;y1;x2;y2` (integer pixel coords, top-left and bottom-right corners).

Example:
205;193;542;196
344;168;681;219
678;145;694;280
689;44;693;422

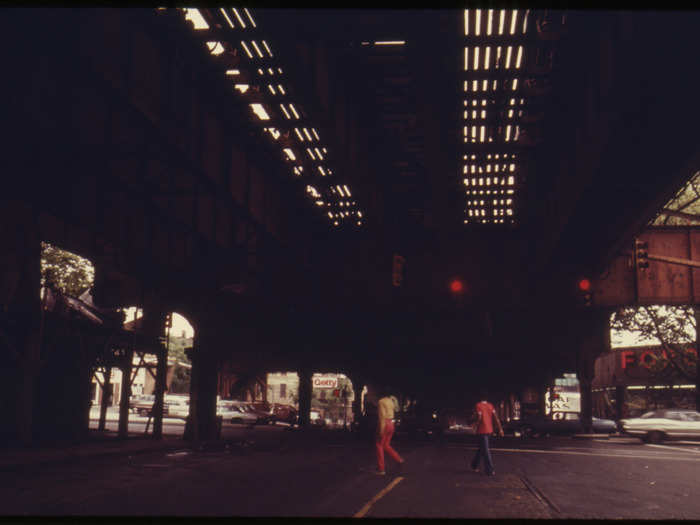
448;445;700;461
353;476;404;518
646;444;700;454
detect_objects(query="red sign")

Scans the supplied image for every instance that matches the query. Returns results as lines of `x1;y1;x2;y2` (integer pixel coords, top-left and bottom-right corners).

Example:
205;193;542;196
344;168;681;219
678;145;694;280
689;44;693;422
313;376;338;389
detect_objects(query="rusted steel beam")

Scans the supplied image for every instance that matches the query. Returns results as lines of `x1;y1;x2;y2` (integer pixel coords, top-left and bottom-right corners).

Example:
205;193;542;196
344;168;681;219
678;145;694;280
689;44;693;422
462;68;551;81
657;208;700;223
647;253;700;269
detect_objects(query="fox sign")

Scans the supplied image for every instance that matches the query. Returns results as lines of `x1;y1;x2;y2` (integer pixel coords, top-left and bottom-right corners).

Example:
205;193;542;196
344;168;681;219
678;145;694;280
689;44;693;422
313;376;338;389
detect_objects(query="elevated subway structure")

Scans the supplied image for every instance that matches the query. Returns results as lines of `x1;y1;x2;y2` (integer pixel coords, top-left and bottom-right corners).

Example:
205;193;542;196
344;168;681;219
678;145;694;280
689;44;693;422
2;8;700;445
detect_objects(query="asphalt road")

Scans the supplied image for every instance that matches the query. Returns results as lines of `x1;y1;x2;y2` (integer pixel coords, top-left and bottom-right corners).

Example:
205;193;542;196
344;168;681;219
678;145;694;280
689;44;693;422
2;429;700;519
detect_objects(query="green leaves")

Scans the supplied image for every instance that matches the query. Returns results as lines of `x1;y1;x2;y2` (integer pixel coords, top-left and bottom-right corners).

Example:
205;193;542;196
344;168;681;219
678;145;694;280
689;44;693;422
40;242;94;297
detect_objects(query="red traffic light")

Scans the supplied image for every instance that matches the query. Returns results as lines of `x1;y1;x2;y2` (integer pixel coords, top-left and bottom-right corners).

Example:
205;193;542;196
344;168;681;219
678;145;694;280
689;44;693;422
578;278;591;292
333;389;340;398
450;279;464;293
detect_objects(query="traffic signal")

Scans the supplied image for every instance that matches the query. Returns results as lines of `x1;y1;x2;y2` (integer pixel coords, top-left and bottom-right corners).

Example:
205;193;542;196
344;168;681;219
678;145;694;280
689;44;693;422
577;278;592;307
333;389;340;398
450;278;464;294
634;239;649;270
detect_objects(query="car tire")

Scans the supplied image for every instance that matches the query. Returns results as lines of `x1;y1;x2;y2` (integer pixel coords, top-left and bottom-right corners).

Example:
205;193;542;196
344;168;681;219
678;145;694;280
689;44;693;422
646;431;664;444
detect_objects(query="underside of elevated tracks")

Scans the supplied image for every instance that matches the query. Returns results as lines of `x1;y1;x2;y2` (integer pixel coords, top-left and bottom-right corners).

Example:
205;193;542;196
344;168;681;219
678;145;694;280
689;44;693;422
2;8;700;445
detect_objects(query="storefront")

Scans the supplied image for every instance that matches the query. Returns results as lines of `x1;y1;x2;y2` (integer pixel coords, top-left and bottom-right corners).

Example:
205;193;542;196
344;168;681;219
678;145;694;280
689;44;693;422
592;345;696;418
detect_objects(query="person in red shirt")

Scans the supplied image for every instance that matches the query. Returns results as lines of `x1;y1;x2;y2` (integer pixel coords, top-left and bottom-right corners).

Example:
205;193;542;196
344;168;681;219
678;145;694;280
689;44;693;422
470;392;504;476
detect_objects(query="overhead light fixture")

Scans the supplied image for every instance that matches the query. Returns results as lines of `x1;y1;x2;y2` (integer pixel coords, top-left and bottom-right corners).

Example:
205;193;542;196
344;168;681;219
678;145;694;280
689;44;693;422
183;8;209;30
220;8;234;28
250;103;270;120
232;8;246;28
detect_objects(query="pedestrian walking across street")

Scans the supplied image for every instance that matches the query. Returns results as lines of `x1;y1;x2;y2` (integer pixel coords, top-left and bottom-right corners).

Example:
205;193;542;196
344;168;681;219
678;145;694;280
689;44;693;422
375;388;405;475
470;391;504;476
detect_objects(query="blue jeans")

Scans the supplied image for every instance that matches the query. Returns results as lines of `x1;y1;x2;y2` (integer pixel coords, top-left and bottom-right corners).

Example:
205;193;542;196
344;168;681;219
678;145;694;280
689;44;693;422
471;434;494;474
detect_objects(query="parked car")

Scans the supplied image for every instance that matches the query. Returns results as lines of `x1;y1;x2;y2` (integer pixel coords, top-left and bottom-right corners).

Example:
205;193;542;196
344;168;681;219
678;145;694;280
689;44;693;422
217;401;257;425
270;403;298;425
395;410;444;440
129;395;162;416
505;413;617;437
240;402;274;425
165;397;190;419
619;409;700;443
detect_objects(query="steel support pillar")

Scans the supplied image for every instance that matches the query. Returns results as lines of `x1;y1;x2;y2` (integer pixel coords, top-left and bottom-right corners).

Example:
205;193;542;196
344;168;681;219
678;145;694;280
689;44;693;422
695;306;700;411
153;342;168;439
298;366;312;428
0;201;41;445
117;347;134;439
98;366;112;431
142;306;167;440
575;309;611;433
615;385;626;421
188;316;220;443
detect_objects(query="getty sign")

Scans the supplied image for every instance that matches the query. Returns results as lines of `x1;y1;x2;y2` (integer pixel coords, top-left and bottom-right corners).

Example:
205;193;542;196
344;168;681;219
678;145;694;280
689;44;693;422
312;376;338;389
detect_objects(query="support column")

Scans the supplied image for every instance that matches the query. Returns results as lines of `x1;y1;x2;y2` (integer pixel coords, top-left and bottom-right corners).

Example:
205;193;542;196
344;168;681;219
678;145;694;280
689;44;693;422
576;309;611;433
98;366;112;431
298;366;312;428
153;341;168;440
141;306;168;441
695;306;700;411
188;313;220;443
117;347;134;439
615;385;626;421
0;201;41;445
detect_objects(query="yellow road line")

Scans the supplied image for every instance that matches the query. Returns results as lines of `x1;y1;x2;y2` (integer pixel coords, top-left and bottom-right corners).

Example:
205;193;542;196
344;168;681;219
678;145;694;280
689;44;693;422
354;476;404;518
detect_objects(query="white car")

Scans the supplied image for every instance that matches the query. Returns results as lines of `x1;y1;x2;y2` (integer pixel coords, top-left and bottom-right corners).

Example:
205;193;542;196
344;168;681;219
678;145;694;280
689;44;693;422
620;409;700;443
217;401;257;425
166;398;190;419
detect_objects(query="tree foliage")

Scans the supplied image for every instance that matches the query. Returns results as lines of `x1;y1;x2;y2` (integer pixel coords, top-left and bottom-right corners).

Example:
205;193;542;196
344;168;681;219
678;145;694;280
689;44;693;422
40;242;94;297
611;305;697;381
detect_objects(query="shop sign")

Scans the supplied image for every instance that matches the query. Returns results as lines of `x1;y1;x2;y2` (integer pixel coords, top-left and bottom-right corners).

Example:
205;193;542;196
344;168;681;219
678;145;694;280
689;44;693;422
313;376;338;389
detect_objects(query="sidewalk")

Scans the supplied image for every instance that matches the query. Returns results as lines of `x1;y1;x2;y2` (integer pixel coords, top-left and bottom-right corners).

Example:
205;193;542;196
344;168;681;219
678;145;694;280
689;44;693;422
0;431;189;472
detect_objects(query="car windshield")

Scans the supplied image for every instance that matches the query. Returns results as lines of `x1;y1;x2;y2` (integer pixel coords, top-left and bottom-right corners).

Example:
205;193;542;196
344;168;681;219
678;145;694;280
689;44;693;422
640;411;658;419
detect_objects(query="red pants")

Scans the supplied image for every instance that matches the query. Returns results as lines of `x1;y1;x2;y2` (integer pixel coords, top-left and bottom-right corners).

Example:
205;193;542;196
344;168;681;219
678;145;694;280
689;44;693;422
376;419;403;471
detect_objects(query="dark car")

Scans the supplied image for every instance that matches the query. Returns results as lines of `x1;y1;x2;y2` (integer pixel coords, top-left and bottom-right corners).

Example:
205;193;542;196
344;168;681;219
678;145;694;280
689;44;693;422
239;402;274;425
395;410;444;440
270;403;297;425
505;413;617;437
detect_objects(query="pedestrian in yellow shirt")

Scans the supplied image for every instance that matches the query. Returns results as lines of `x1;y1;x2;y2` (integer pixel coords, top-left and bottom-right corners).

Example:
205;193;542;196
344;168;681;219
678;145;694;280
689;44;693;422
375;389;405;475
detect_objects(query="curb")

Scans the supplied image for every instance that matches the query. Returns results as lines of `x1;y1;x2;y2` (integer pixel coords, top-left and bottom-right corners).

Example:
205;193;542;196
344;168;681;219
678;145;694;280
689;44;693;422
572;433;610;439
